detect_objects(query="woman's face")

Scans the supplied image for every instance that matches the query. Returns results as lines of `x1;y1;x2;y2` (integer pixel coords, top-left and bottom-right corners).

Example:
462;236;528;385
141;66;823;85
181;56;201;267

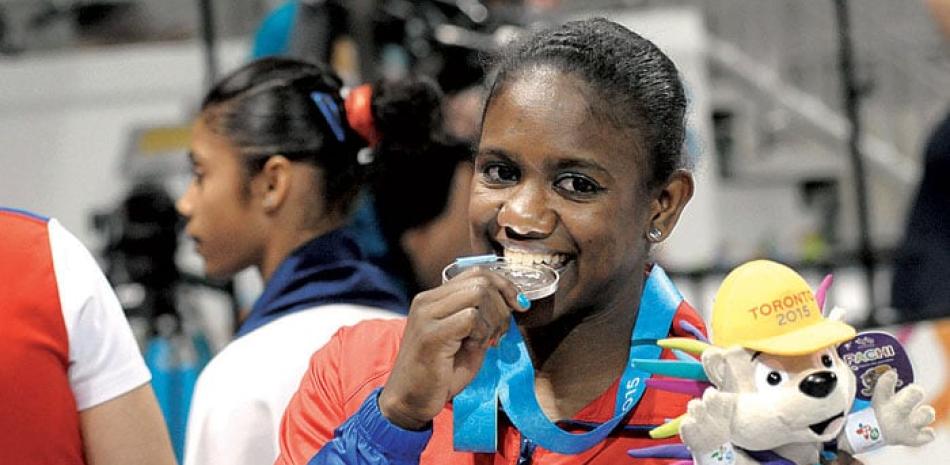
176;117;267;279
470;67;655;326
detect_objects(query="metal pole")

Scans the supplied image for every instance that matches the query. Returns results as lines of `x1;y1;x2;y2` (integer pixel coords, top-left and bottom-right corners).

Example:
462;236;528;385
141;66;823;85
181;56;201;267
833;0;877;326
198;0;219;88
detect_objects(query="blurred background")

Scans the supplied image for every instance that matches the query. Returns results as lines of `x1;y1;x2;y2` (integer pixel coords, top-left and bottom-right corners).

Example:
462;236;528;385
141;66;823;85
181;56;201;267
1;0;949;462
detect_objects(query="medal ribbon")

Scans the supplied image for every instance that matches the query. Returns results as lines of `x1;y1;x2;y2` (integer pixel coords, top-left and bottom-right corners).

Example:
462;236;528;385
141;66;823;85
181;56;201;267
453;264;682;454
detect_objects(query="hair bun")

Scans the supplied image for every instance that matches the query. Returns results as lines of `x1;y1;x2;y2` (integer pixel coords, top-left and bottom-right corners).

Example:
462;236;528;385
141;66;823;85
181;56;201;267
371;77;442;151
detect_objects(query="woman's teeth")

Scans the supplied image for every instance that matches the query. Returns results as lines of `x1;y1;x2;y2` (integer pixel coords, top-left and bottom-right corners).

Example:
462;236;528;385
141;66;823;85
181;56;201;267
504;250;568;268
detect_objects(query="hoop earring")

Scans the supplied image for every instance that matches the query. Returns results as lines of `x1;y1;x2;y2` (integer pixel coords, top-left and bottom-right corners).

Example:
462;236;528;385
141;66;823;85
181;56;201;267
647;227;663;243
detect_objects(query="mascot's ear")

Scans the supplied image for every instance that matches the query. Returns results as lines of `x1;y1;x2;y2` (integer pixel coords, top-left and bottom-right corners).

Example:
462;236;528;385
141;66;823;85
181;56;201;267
701;347;729;387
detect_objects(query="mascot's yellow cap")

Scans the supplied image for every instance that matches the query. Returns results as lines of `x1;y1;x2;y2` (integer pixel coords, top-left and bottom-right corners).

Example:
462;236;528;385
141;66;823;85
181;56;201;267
711;260;855;355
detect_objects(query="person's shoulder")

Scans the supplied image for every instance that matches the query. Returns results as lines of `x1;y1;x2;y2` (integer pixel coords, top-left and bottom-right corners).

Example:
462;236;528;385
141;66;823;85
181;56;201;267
0;207;49;225
192;342;256;395
0;208;55;281
243;306;406;372
196;316;324;392
648;264;708;340
329;317;407;367
199;314;406;400
674;299;702;321
318;318;406;405
334;317;407;344
0;208;51;243
271;303;403;334
189;338;288;420
667;299;708;341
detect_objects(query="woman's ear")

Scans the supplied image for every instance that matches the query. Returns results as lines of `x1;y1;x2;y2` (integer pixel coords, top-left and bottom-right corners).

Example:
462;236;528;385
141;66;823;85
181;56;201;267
646;169;694;242
254;155;293;213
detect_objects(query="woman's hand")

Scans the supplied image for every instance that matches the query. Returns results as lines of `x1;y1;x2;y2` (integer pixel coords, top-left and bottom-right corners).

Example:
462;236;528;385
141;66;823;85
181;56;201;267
378;267;528;430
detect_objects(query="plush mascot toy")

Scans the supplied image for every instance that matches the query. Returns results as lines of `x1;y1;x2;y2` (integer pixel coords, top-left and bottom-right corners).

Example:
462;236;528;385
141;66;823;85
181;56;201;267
629;260;935;465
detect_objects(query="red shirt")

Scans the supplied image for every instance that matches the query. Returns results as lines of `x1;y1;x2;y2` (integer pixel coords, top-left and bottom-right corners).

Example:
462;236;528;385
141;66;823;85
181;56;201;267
0;210;83;464
277;301;706;465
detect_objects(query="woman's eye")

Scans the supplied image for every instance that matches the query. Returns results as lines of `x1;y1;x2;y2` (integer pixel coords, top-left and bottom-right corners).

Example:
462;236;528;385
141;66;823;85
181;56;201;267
555;174;603;195
483;164;519;184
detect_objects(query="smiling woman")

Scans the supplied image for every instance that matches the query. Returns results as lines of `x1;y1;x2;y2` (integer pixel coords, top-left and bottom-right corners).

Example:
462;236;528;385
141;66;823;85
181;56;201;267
471;65;689;331
276;18;708;465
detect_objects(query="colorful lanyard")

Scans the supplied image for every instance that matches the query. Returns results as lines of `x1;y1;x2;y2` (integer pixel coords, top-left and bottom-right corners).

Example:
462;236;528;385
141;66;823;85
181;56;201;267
453;265;682;454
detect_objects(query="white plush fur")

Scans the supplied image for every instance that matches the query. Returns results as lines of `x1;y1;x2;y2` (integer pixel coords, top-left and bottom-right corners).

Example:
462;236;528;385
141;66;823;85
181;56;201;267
678;345;935;465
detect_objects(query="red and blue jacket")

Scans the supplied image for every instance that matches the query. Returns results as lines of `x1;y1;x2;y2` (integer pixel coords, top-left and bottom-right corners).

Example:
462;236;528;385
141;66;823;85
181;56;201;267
276;295;706;465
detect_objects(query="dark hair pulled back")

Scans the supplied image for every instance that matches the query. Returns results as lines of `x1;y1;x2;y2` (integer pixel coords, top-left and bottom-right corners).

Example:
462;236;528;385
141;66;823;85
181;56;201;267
486;18;688;188
200;57;443;213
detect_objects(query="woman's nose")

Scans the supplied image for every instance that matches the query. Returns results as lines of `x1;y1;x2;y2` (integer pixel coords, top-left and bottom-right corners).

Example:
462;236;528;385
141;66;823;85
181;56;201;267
496;183;556;238
176;184;194;218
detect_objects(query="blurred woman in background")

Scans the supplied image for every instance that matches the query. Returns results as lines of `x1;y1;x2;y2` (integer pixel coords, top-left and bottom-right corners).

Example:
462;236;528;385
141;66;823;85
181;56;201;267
177;57;445;465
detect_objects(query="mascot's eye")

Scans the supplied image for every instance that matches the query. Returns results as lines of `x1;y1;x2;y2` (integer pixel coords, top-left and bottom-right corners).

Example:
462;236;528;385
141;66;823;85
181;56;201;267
754;360;789;392
815;349;836;369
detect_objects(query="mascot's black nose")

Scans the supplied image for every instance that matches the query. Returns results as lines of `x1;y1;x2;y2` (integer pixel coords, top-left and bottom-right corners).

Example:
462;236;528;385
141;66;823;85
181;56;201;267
799;371;837;398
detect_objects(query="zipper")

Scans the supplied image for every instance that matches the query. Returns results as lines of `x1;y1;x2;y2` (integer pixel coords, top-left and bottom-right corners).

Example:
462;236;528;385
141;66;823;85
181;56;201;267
517;437;536;465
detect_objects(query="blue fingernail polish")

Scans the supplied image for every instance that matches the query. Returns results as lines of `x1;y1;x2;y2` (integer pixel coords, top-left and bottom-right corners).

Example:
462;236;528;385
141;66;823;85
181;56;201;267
517;293;531;310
